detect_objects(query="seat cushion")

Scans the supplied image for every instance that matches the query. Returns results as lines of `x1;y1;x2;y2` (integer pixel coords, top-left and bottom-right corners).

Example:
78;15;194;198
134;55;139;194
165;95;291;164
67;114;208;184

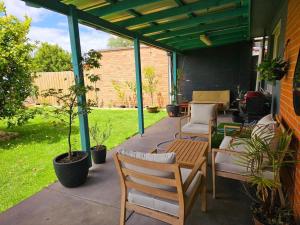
215;136;248;174
190;103;216;125
251;114;277;143
127;168;201;216
119;149;176;190
182;123;209;134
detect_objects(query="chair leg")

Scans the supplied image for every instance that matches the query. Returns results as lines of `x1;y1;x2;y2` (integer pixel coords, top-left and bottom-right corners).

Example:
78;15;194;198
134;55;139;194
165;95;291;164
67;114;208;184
120;194;126;225
200;181;207;212
178;217;185;225
212;153;216;199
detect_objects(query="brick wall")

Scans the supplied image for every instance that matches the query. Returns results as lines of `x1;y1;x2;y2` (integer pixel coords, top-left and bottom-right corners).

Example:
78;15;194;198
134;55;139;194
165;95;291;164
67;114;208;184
35;46;169;108
280;0;300;219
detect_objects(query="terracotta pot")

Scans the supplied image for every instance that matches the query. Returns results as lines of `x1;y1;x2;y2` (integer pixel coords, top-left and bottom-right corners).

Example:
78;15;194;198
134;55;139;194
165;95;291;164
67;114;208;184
147;106;158;113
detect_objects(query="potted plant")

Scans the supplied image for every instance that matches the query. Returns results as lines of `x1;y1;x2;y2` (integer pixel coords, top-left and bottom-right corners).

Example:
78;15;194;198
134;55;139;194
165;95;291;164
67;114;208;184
166;76;180;117
42;49;101;188
143;66;159;113
89;121;112;164
234;129;296;225
257;57;289;83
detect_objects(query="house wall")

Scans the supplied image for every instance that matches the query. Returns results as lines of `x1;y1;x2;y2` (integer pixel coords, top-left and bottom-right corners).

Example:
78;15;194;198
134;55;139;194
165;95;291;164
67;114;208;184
35;46;169;108
177;41;254;102
281;0;300;220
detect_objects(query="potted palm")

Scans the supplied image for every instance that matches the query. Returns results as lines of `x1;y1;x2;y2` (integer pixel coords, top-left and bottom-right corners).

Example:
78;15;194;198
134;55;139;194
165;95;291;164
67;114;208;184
257;57;289;83
42;49;101;188
143;66;159;113
234;128;296;225
89;122;112;164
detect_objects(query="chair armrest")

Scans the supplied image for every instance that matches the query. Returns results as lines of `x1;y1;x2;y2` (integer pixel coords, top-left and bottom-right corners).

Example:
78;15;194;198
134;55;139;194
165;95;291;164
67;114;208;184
183;157;206;193
212;148;246;156
224;125;241;136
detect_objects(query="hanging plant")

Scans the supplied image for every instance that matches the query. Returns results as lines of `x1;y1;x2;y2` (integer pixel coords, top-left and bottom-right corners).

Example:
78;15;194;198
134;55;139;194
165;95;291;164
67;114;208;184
257;57;289;83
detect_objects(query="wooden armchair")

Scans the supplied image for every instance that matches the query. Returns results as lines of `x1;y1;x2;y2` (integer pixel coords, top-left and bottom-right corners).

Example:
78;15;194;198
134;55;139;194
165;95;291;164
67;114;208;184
211;114;286;199
179;103;217;151
113;150;207;225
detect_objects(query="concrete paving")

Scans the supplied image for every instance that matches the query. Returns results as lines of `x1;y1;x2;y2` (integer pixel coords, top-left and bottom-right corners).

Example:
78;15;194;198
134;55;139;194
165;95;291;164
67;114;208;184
0;115;252;225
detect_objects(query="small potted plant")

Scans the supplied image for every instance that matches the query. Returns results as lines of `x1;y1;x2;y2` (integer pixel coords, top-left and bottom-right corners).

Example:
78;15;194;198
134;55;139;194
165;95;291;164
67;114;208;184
257;57;289;83
234;129;296;225
42;49;101;188
143;66;159;113
89;121;112;164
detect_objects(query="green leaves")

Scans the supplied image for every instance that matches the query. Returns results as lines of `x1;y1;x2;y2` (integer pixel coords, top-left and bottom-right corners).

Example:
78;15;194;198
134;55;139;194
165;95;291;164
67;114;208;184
0;1;36;125
143;66;158;106
257;57;289;82
32;42;72;72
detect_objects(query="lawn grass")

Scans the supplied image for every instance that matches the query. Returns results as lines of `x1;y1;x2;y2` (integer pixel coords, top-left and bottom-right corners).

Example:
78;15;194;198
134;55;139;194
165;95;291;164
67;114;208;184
0;109;166;213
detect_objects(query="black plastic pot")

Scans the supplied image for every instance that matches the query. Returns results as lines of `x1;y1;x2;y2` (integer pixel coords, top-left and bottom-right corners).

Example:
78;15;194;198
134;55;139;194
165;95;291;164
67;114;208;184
166;104;180;117
53;151;89;188
91;145;107;164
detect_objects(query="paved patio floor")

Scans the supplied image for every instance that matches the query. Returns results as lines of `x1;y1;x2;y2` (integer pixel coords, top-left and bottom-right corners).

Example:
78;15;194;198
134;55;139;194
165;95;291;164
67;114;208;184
0;115;252;225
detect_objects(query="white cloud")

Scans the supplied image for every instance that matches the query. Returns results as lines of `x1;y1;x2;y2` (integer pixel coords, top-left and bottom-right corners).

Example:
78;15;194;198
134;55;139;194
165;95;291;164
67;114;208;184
4;0;49;22
29;26;111;53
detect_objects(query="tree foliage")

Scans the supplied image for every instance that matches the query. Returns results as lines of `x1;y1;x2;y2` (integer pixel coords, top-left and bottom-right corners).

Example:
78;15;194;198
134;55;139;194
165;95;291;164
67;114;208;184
143;66;158;106
0;1;37;124
32;42;72;72
107;36;133;48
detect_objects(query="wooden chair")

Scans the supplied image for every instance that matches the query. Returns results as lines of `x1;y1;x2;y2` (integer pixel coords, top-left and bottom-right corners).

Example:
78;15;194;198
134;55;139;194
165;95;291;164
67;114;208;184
211;114;290;199
179;103;217;151
113;151;207;225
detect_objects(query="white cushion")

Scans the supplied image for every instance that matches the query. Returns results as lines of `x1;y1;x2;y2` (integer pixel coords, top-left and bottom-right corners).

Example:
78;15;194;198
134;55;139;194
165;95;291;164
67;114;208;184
182;123;209;134
251;114;277;143
119;149;176;190
215;136;248;174
190;103;216;125
127;168;202;216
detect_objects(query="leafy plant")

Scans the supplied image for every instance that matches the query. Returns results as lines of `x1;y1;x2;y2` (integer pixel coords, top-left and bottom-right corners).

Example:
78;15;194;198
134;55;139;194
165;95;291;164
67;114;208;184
0;1;38;126
125;81;136;107
32;42;72;72
257;58;289;83
112;80;126;106
143;66;158;106
233;127;296;224
42;50;100;161
89;121;112;150
83;50;102;107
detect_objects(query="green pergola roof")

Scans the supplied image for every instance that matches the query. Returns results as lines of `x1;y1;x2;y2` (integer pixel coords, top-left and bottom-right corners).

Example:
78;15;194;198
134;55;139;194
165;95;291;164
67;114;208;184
23;0;250;52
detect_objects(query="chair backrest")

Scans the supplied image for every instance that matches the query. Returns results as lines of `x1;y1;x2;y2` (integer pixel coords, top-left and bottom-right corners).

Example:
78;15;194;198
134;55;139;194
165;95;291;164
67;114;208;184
113;152;185;212
188;103;217;125
192;90;230;103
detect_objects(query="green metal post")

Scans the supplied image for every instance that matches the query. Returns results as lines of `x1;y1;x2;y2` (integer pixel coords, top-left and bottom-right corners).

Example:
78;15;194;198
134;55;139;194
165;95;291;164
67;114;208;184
134;38;144;135
172;51;177;103
67;6;91;162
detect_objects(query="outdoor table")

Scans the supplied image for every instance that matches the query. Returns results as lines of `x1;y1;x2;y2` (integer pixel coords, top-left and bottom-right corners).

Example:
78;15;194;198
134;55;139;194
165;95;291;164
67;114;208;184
165;139;208;169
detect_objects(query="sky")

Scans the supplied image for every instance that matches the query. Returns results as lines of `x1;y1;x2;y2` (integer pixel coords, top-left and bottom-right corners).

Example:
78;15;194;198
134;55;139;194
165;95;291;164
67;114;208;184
4;0;112;52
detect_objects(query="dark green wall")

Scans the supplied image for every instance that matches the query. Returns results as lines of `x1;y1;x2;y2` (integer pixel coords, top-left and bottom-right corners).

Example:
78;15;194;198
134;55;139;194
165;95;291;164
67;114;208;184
178;41;254;102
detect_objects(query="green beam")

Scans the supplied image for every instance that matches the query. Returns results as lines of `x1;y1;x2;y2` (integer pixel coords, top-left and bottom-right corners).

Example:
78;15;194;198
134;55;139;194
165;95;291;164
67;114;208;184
136;6;248;35
179;37;248;50
67;6;91;162
176;33;247;48
248;0;251;39
86;0;162;17
150;17;247;40
22;0;180;53
117;0;238;28
134;38;144;135
163;25;248;45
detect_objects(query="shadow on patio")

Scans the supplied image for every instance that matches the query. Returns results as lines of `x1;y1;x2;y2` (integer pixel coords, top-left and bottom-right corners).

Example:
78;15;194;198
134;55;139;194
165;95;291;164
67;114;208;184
0;116;252;225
